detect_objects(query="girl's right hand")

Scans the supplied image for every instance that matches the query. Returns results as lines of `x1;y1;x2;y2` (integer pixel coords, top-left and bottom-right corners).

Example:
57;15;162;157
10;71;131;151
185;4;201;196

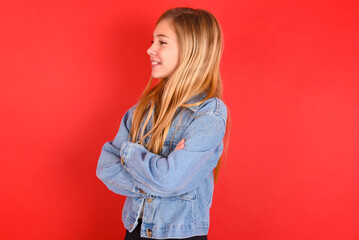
174;139;185;151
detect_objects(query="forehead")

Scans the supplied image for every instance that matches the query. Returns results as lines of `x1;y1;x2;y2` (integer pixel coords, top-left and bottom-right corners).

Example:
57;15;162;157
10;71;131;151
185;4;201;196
153;19;176;38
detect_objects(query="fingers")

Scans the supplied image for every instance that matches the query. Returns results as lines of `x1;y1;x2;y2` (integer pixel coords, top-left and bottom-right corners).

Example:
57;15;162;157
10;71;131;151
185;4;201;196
175;139;185;150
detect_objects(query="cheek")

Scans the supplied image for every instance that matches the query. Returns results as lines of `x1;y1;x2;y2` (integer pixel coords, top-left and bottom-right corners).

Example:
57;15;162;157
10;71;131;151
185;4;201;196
170;49;179;65
159;48;179;67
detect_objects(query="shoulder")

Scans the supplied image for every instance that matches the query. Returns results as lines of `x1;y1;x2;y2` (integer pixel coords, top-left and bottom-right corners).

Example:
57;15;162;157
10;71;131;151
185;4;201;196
126;103;138;117
196;97;227;124
122;104;137;125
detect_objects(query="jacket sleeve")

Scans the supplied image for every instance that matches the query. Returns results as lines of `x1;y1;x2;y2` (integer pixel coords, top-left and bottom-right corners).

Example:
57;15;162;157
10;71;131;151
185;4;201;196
96;105;152;198
119;111;227;197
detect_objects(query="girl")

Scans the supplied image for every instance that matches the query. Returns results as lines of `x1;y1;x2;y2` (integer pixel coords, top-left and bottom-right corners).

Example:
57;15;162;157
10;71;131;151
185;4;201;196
96;7;231;240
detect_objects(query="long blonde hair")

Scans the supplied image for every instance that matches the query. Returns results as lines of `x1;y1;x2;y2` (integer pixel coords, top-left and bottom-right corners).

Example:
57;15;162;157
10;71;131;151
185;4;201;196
129;7;231;183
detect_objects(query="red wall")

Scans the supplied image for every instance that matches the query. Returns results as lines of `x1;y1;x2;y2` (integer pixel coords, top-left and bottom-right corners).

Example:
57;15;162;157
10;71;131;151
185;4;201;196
1;1;358;239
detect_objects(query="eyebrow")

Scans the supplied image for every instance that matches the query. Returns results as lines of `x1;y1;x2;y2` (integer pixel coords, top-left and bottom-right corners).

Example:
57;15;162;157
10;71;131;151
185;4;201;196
153;34;171;39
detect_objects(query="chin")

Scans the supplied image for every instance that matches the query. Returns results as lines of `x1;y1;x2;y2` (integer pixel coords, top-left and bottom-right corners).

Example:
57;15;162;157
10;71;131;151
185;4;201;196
152;73;169;79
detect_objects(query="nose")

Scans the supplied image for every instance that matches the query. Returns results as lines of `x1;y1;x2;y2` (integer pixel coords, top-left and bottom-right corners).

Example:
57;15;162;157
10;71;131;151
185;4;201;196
147;43;156;56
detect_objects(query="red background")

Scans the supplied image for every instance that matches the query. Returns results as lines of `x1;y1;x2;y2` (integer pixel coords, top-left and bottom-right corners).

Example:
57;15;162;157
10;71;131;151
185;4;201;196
1;0;358;239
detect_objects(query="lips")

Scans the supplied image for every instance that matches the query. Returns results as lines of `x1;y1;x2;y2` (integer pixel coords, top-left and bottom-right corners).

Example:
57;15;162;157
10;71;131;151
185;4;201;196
151;60;162;69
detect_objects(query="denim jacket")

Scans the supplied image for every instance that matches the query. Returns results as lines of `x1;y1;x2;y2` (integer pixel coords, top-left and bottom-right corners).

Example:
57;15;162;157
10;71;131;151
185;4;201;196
96;93;227;239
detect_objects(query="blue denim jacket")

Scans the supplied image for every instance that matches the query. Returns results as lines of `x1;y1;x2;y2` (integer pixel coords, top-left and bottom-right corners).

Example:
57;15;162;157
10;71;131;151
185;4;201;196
96;93;227;239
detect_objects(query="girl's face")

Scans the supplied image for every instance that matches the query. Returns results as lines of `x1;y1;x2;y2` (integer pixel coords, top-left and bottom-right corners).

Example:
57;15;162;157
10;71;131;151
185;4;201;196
147;19;179;79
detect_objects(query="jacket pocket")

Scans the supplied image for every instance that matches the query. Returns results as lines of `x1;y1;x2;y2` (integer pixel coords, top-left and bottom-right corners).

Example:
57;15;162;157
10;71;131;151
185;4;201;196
174;190;197;201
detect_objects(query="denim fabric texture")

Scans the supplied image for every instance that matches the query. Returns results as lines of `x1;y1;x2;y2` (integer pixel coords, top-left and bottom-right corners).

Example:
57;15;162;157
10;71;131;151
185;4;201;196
96;92;227;239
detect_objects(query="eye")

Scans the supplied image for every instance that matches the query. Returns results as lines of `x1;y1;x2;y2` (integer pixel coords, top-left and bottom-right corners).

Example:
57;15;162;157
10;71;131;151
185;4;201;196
150;40;167;45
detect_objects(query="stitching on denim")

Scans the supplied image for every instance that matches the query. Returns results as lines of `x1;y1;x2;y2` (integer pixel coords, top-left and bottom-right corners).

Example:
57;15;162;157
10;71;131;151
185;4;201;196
213;97;226;123
148;221;209;229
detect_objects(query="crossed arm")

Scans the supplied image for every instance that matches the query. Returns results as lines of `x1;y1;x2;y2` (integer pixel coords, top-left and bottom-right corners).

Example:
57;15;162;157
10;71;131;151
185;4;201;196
96;105;226;198
96;106;146;198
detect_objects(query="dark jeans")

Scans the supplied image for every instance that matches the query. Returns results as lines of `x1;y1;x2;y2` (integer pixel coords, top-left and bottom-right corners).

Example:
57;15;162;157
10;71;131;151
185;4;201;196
124;218;208;240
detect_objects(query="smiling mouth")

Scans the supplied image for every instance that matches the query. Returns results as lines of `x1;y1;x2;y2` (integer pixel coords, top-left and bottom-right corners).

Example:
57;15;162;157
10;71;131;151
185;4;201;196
151;62;161;69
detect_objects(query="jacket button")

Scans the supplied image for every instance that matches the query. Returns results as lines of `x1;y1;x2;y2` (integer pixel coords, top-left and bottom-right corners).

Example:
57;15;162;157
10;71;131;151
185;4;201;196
146;228;152;237
139;189;145;194
120;157;125;166
146;198;152;203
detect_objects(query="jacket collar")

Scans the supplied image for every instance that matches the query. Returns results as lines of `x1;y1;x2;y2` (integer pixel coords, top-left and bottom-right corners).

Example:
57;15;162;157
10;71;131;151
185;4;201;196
185;92;207;112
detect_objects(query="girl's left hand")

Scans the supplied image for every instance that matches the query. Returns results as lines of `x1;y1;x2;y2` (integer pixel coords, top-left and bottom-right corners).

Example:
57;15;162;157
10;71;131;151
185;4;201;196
174;139;185;151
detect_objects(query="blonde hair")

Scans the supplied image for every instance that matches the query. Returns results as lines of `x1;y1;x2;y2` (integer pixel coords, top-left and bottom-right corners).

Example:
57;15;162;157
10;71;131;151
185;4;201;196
129;7;231;183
